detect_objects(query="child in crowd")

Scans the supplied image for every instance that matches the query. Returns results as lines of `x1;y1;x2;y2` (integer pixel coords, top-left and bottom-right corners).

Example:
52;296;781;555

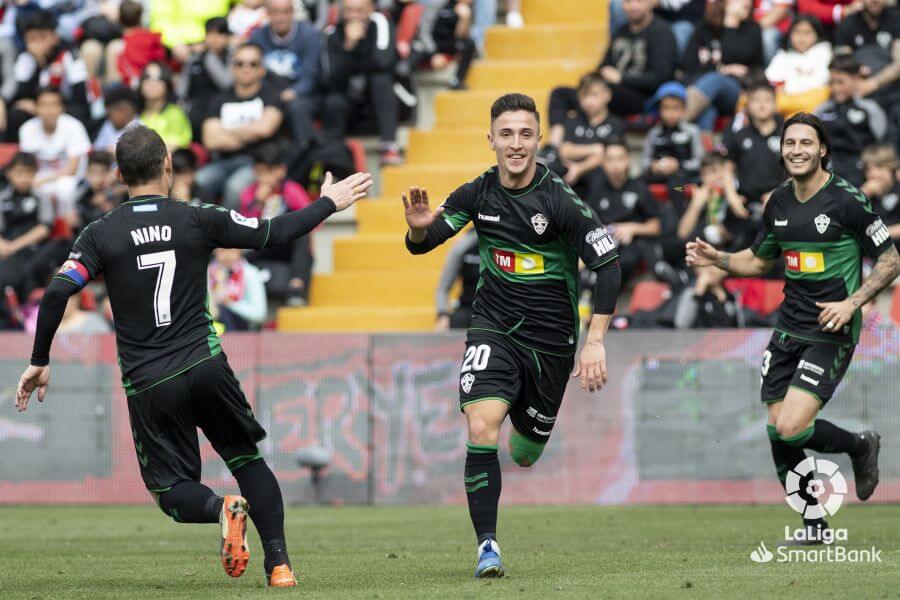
179;18;233;141
72;151;124;235
171;148;215;205
405;0;477;90
677;153;753;251
93;87;141;153
643;82;704;201
116;0;167;88
765;16;833;116
861;144;900;250
208;247;268;331
239;143;313;306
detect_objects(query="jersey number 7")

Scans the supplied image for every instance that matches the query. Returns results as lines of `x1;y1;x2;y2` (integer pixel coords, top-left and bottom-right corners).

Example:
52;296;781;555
137;250;176;327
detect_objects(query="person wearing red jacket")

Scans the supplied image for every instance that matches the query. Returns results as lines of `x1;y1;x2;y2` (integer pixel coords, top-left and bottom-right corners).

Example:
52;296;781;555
796;0;862;27
117;0;167;87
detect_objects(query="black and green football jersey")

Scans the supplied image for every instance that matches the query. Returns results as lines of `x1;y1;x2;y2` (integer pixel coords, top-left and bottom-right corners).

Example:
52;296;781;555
750;174;893;343
407;164;619;355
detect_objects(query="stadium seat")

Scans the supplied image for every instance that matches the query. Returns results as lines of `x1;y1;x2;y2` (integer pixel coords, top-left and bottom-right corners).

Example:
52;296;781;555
395;3;425;59
891;285;900;326
0;143;19;168
724;278;784;316
629;281;670;313
345;138;368;173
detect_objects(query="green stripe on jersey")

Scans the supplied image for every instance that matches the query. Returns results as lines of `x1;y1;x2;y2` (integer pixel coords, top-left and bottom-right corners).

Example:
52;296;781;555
443;210;471;232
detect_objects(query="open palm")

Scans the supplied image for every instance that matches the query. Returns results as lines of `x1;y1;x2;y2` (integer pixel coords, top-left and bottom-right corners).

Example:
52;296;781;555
402;186;444;231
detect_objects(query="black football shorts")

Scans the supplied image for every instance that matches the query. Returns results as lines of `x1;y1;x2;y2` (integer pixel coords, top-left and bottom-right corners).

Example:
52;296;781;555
458;329;575;443
760;330;855;407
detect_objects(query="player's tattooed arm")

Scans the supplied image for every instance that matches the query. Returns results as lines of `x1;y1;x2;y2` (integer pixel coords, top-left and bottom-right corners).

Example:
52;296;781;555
848;246;900;308
716;252;730;271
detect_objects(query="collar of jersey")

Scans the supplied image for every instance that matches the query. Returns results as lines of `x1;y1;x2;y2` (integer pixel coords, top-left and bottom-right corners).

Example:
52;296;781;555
123;195;167;204
792;172;833;204
497;165;550;199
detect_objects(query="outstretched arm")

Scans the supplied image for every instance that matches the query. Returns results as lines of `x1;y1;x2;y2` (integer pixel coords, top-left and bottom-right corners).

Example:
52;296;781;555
686;238;776;277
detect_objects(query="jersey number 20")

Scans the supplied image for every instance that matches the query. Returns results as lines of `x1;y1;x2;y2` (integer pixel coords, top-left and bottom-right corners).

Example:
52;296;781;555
461;344;491;372
137;250;176;327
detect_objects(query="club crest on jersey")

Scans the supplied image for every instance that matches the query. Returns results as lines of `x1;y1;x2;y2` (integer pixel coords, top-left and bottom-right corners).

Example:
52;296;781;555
461;373;475;394
531;213;548;235
814;214;830;234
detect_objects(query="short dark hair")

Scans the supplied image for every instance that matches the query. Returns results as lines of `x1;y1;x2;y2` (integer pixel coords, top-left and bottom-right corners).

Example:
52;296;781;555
253;141;287;167
22;10;57;34
490;93;540;124
206;16;230;34
119;0;143;28
171;148;198;174
785;15;824;51
781;112;831;169
88;150;115;168
829;55;861;75
7;152;38;170
577;72;609;94
35;86;63;102
746;80;775;96
116;126;168;186
604;139;629;154
700;152;727;171
104;86;140;110
234;42;264;59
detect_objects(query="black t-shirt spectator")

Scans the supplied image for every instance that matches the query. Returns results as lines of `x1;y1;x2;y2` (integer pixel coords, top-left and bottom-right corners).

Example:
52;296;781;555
643;122;705;180
322;13;397;93
815;98;888;185
8;42;89;117
834;8;900;75
206;83;284;159
722;113;786;203
0;186;54;241
873;181;900;249
601;17;677;96
181;49;233;113
682;21;764;82
587;171;658;225
563;113;627;146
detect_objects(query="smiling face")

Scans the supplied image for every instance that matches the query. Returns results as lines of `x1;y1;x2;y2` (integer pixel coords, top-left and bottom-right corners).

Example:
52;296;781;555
488;110;541;183
782;123;827;180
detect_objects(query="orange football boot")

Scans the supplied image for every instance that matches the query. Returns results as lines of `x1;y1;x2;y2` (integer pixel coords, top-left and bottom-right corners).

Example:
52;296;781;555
267;564;298;587
219;495;250;577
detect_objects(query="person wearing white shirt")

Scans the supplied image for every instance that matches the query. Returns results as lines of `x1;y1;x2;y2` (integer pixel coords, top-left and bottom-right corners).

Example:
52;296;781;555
765;16;833;115
18;87;92;221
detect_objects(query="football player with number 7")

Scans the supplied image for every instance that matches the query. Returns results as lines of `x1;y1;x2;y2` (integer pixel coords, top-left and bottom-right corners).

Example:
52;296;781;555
404;94;621;577
686;113;900;542
16;126;373;587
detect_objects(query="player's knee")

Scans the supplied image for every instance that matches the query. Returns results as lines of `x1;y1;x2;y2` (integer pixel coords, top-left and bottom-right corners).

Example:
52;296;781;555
508;429;545;467
467;417;499;446
776;418;809;445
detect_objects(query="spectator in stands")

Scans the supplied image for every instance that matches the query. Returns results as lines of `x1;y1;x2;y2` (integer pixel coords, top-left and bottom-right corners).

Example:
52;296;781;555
71;151;123;235
672;265;744;328
547;74;626;195
171;148;215;205
814;55;887;185
586;141;661;288
250;0;321;154
57;293;112;333
796;0;861;30
113;0;167;88
322;0;402;166
655;0;706;56
149;0;233;62
754;0;794;64
834;0;900;108
404;0;477;91
198;42;284;209
180;18;234;141
77;0;125;81
0;152;53;328
472;0;524;51
861;144;900;249
3;10;90;142
93;87;141;154
139;62;192;152
677;153;753;251
683;0;764;132
721;82;785;205
239;142;313;305
19;87;91;221
765;16;833;116
434;229;479;330
548;0;677;129
230;0;269;41
208;247;268;331
643;82;704;196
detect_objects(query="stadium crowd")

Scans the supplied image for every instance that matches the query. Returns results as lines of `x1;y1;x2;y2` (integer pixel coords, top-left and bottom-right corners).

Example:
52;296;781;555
0;0;898;333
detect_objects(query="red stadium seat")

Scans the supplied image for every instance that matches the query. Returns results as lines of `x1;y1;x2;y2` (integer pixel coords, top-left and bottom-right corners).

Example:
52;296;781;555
396;3;425;59
345;138;368;173
890;285;900;326
49;216;73;240
190;142;209;167
724;278;784;316
0;142;19;168
629;280;670;313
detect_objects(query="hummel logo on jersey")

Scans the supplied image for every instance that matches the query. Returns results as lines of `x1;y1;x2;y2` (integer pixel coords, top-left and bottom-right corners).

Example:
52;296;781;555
866;218;890;246
814;214;830;234
478;213;500;222
774;219;788;227
531;213;548;235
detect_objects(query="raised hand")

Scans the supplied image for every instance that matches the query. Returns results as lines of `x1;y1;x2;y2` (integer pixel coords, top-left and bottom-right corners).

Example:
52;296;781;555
402;186;444;234
685;237;720;268
321;171;373;211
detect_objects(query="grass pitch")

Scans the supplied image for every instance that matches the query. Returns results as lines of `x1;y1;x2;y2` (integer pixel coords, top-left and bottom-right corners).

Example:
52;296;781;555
5;504;898;599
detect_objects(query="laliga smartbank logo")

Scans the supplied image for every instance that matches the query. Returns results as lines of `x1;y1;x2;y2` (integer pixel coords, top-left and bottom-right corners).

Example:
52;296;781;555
749;458;882;564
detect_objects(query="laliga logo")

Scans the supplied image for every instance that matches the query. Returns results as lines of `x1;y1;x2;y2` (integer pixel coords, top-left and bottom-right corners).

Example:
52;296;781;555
785;457;847;519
